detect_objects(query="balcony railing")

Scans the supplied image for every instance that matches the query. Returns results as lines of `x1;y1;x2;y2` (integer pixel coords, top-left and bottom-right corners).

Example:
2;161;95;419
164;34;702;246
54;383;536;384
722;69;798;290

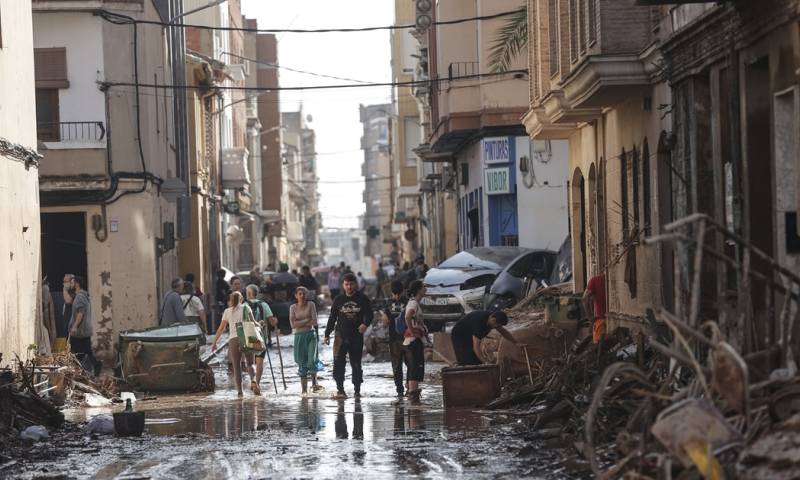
447;62;479;81
37;121;106;143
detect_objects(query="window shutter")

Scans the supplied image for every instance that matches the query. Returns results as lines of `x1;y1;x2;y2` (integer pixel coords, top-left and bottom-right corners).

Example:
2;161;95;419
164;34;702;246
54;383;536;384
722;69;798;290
35;48;69;88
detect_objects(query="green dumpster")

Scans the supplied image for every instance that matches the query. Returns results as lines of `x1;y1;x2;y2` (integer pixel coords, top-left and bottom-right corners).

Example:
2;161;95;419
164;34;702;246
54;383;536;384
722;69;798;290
119;323;214;392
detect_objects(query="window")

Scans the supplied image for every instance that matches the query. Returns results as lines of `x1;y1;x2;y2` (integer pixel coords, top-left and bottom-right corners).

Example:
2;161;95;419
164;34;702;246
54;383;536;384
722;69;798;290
34;48;68;141
36;89;60;141
632;146;640;232
569;0;578;63
620;149;629;241
579;0;587;54
548;0;559;77
588;0;597;44
642;140;652;235
34;48;69;88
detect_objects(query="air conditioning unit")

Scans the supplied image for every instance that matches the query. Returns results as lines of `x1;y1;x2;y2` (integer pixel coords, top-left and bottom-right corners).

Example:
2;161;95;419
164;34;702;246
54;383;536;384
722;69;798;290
419;179;434;192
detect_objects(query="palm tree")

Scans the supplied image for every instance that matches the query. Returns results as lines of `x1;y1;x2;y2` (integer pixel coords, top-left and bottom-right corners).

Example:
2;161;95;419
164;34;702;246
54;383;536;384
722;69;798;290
488;5;528;73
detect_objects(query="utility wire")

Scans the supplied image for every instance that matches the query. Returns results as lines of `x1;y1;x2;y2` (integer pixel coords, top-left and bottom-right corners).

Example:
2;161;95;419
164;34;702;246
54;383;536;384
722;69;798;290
102;69;527;93
96;9;521;33
222;52;375;84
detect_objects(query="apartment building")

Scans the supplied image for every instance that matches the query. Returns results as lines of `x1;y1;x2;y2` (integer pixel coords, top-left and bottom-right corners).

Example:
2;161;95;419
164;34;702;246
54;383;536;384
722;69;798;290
416;0;566;257
0;0;43;361
523;0;800;343
282;109;320;268
33;0;182;359
255;33;284;269
359;104;394;267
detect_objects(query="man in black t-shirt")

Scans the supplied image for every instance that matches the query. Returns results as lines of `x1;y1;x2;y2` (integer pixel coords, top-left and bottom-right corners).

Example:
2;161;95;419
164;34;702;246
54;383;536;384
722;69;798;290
325;273;373;399
380;280;409;397
451;310;517;366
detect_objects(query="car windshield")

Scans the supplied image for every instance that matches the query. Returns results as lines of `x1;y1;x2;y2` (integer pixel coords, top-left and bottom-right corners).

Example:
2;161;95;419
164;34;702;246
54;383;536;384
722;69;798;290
437;248;528;271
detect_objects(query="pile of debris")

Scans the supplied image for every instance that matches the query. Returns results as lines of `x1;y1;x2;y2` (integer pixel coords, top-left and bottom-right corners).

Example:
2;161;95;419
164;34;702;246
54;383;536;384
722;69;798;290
33;351;121;408
0;355;65;460
488;214;800;478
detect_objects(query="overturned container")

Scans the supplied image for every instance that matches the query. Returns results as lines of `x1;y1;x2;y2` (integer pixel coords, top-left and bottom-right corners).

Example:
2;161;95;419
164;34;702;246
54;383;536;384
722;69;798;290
119;322;214;393
442;364;501;408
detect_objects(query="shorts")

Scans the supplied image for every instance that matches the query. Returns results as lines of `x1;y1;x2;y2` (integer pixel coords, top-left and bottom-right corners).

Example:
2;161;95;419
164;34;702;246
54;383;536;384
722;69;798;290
405;338;425;382
593;318;606;344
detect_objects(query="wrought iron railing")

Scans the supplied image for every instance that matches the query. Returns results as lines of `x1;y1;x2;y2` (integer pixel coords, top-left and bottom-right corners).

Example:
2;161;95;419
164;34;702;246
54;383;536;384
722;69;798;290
447;61;479;81
37;121;106;142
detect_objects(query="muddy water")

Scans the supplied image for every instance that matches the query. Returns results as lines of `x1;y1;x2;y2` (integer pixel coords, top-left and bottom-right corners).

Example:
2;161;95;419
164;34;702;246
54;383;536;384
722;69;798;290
11;321;553;479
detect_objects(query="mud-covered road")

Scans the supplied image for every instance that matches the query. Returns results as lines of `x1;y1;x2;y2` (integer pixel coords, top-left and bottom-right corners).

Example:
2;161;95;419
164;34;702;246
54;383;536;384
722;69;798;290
6;317;567;479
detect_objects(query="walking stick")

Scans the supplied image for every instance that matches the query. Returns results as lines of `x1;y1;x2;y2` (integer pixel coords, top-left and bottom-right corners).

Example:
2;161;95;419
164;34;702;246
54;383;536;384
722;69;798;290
265;339;278;394
275;330;288;390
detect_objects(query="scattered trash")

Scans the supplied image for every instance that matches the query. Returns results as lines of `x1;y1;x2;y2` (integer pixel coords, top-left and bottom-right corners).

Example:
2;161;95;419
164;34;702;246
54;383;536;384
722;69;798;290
19;426;49;442
85;414;115;435
84;393;112;408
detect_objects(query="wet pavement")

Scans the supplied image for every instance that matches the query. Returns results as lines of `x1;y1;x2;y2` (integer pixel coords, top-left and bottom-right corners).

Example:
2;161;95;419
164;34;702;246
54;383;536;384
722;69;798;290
7;315;558;479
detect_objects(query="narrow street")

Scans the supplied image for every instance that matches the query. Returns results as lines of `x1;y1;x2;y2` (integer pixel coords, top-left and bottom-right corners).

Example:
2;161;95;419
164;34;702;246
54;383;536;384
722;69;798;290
8;314;552;480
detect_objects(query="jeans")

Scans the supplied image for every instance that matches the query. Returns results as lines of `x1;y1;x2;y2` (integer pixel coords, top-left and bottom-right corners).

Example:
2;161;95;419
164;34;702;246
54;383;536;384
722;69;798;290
389;339;409;394
332;334;363;391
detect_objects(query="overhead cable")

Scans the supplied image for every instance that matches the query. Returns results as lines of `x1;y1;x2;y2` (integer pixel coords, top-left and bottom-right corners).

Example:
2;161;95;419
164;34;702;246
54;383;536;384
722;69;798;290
96;9;521;33
102;69;527;92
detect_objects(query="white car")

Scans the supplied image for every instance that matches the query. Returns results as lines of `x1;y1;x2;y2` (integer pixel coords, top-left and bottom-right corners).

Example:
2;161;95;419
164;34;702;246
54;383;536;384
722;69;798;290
421;247;531;331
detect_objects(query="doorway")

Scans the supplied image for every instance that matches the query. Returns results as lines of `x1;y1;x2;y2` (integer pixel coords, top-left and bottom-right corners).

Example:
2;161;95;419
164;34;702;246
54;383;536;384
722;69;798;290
41;212;88;337
745;56;775;347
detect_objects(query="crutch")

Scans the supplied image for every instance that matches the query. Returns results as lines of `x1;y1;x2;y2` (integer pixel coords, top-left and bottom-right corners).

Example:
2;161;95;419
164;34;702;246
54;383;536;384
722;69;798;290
265;340;278;394
275;330;288;390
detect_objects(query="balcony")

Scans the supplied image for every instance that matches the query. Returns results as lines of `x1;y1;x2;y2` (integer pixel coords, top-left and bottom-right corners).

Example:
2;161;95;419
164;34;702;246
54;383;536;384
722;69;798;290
286;220;304;243
37;121;108;180
221;147;250;190
37;121;105;145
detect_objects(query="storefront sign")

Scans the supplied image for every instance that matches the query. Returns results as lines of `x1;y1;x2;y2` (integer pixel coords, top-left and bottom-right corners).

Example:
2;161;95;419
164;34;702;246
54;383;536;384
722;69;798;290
482;137;511;165
485;167;511;195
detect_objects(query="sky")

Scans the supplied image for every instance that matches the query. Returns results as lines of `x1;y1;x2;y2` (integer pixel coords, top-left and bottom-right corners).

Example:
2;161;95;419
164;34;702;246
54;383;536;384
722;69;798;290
241;0;395;229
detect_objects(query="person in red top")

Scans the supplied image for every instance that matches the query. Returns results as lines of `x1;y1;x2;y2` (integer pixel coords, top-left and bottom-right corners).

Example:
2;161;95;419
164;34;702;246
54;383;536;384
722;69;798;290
582;273;606;343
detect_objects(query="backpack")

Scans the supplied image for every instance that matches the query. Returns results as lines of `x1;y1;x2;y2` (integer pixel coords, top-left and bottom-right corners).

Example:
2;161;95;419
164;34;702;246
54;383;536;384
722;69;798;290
394;308;407;335
247;300;264;321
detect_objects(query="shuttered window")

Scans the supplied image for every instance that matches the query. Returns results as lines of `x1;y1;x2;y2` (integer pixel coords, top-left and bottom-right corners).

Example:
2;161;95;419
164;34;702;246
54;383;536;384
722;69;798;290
34;48;69;89
36;89;60;141
548;0;559;77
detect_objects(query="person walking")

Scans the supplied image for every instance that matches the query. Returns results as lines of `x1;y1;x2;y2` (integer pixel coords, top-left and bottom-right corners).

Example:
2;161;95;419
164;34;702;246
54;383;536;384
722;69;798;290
582;273;607;344
68;276;101;376
356;272;366;291
211;291;258;397
327;267;341;300
380;280;408;398
402;280;427;403
62;273;75;337
180;281;207;334
245;284;277;392
160;278;187;326
290;286;320;396
324;273;373;399
214;269;231;329
298;266;319;293
451;310;517;366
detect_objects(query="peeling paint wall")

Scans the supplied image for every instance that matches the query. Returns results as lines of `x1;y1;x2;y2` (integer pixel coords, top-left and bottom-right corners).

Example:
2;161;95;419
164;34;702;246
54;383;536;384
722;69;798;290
0;0;41;365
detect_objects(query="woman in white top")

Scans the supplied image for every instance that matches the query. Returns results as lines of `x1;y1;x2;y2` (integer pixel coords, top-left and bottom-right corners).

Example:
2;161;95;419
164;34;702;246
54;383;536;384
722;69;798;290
290;286;319;396
180;282;207;334
403;280;428;403
211;291;258;396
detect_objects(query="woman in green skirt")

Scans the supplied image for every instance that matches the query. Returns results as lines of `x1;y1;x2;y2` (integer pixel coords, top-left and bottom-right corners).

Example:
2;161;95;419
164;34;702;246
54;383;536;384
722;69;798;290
290;286;319;396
